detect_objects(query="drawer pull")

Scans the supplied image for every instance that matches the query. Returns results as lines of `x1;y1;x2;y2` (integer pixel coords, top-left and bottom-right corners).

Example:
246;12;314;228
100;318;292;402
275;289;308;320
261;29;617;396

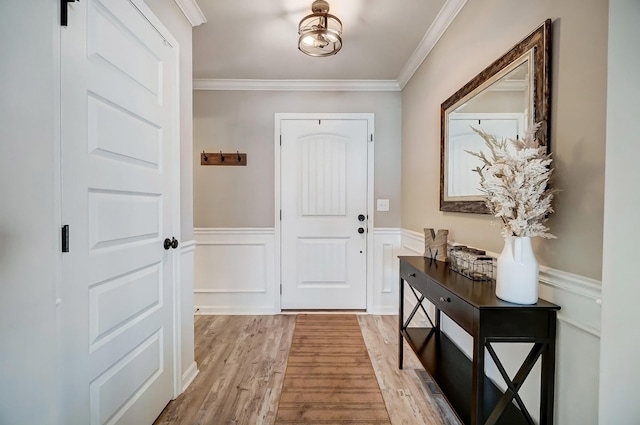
409;273;416;277
439;296;451;303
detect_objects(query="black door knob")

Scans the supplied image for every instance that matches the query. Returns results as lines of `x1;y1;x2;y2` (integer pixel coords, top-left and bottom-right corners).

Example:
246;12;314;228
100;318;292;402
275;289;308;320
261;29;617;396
163;238;172;250
171;237;179;249
358;227;365;234
358;214;365;222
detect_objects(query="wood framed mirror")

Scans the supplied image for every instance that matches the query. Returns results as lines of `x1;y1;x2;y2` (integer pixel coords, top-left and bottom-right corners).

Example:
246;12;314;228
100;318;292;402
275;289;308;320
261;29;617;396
440;19;552;214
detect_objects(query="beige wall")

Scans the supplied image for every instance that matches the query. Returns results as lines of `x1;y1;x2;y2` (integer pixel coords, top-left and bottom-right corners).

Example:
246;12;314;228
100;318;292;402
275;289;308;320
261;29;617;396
193;90;402;228
401;0;608;280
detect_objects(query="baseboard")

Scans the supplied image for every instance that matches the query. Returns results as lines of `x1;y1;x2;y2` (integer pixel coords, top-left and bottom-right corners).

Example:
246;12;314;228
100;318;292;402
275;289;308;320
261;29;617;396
195;306;277;315
368;305;398;315
181;361;199;393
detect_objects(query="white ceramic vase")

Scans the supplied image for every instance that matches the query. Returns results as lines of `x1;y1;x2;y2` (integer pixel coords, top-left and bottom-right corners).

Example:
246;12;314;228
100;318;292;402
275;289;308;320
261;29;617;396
496;236;539;304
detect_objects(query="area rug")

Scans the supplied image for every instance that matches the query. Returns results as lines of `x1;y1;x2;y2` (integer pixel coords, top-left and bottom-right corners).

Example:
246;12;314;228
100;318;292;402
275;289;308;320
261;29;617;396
274;314;391;425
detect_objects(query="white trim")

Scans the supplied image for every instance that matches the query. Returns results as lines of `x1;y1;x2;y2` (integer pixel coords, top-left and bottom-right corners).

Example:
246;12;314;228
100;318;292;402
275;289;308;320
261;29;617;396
539;266;602;303
373;227;403;236
400;228;426;254
181;361;199;393
275;113;375;313
173;0;207;27
195;306;277;315
178;239;197;397
180;239;196;253
370;228;402;315
194;289;266;294
193;79;401;92
397;0;467;89
194;227;274;236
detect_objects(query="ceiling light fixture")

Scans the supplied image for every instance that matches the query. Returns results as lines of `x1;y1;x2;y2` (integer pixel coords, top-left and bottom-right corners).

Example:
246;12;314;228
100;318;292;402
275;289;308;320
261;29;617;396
298;0;342;57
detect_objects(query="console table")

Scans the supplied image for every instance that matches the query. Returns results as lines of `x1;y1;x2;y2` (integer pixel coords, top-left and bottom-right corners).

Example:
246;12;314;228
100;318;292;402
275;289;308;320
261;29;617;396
398;256;560;425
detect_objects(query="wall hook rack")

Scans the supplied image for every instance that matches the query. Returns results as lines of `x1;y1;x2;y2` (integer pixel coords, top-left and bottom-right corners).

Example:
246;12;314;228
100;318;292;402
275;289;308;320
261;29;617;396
201;150;247;166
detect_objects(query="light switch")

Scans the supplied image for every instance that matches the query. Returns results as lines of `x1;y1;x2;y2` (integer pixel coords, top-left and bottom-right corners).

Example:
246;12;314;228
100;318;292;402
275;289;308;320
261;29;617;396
377;199;390;211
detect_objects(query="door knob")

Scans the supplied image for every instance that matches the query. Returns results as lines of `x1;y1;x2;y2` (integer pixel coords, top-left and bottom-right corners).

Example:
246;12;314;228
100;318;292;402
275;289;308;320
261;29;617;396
164;237;179;250
358;227;365;234
358;214;366;222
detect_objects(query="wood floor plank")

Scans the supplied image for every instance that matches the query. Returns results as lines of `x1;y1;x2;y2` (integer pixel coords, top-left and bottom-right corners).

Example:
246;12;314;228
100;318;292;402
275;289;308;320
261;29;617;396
154;314;457;425
154;315;296;425
358;315;461;425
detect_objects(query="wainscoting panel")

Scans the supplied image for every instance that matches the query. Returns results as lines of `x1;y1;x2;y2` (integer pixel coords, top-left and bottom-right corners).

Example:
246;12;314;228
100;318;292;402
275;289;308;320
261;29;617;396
371;229;402;314
193;229;277;314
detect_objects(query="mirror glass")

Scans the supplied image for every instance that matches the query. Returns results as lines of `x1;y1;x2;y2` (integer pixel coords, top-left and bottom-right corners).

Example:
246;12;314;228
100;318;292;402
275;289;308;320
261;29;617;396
440;20;551;214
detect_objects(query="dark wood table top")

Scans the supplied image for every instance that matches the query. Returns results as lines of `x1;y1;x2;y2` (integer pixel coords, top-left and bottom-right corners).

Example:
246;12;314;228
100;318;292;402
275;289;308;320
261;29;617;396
399;256;560;311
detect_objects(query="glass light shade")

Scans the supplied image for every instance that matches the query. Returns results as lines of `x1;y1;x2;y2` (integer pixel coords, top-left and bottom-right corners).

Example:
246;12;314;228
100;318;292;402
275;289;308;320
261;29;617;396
298;2;342;57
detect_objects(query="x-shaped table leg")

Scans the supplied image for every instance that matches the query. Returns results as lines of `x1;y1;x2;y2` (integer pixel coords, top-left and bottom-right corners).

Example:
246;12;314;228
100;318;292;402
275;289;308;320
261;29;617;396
484;341;547;425
402;284;435;330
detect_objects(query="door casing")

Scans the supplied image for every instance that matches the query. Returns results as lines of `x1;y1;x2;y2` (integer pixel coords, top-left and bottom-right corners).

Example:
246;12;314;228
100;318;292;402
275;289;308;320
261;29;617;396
274;113;375;312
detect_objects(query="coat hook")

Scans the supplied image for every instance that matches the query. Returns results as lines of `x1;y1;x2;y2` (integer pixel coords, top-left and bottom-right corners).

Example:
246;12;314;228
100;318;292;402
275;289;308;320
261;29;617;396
237;151;241;162
202;150;208;161
220;151;224;162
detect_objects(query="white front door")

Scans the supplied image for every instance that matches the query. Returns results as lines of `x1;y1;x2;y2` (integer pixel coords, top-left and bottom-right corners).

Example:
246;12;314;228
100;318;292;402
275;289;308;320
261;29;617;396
60;1;177;423
280;119;369;309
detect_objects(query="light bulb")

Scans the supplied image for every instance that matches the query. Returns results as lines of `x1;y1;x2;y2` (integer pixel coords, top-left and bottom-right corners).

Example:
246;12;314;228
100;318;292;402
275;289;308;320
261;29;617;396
302;35;315;46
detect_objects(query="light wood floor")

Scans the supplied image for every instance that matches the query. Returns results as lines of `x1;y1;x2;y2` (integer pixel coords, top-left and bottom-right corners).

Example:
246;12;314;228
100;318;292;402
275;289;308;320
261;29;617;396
154;315;457;425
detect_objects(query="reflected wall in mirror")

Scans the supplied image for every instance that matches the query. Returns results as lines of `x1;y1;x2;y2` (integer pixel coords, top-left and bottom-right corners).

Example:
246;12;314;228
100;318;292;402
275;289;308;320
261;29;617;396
440;19;552;214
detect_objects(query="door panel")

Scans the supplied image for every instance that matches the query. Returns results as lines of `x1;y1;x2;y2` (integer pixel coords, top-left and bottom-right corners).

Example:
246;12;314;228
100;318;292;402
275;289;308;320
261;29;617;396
60;0;176;424
281;119;368;309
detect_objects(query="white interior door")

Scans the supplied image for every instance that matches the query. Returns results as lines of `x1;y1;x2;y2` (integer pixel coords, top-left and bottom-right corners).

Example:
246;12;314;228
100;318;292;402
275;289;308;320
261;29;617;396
448;113;524;197
280;119;369;309
60;1;177;423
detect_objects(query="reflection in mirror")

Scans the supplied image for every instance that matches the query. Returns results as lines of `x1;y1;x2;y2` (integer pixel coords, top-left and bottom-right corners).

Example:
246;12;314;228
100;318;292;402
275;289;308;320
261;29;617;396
447;58;531;198
440;20;551;214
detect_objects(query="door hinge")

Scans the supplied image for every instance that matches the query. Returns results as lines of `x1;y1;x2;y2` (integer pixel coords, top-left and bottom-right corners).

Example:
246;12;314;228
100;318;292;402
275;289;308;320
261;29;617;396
280;135;282;146
61;0;77;27
280;210;282;220
370;134;373;142
280;284;282;294
61;225;70;252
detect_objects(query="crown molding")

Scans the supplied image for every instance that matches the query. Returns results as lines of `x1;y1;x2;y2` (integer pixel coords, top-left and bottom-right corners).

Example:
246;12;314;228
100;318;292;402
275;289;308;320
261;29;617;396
174;0;207;27
192;79;401;92
397;0;467;89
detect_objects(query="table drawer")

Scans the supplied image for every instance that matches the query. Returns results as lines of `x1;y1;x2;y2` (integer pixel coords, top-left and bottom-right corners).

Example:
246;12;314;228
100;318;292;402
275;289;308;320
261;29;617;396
428;280;474;333
400;262;429;295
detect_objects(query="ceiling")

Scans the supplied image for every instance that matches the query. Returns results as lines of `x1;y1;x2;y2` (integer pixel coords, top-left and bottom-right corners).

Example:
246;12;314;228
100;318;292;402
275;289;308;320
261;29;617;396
191;0;466;88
